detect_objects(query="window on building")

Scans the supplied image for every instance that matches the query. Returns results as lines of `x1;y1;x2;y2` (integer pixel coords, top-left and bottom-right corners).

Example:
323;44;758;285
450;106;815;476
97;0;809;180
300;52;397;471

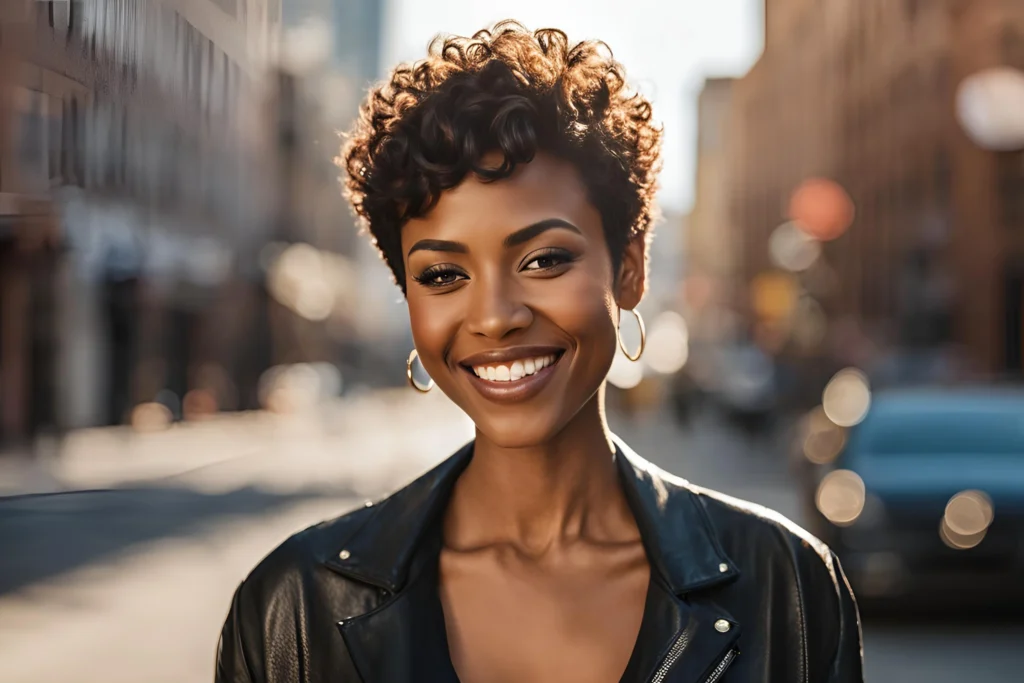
16;88;48;193
61;97;82;186
48;95;63;185
68;1;84;40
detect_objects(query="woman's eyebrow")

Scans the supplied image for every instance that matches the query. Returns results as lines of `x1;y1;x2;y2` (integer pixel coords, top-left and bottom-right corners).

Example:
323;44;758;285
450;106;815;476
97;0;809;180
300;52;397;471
503;219;582;248
407;239;468;257
406;219;581;257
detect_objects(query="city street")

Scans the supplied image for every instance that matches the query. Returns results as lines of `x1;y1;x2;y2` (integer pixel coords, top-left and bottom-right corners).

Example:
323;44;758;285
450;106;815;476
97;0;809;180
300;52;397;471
1;391;1021;682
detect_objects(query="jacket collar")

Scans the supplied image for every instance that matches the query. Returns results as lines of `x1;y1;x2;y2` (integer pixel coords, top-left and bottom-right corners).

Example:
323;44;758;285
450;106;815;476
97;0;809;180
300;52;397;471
325;436;739;595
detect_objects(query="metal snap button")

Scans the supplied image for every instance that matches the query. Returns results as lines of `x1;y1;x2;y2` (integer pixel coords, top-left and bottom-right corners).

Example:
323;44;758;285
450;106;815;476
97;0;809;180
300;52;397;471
714;619;731;633
719;563;729;573
339;549;351;560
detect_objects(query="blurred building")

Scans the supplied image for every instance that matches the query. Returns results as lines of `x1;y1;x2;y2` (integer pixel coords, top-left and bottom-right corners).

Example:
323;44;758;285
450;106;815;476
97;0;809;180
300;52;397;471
687;77;739;349
277;0;415;387
0;0;289;448
725;0;1024;397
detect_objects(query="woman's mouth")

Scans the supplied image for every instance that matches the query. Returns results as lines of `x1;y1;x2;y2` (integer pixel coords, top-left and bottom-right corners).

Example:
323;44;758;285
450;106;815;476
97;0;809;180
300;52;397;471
459;349;565;403
469;353;559;382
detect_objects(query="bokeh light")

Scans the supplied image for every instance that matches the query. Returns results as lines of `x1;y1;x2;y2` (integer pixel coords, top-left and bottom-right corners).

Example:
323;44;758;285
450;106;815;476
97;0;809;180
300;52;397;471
802;406;847;464
788;178;855;241
816;469;867;526
750;271;799;322
822;368;872;427
645;311;690;375
944;490;994;537
769;221;822;272
955;66;1024;152
182;389;218;421
607;350;644;390
258;362;342;414
130;402;173;433
266;244;356;323
940;518;988;551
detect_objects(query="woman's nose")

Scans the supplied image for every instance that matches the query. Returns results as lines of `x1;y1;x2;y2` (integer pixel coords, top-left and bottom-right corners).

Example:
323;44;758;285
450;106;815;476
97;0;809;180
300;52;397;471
464;276;533;340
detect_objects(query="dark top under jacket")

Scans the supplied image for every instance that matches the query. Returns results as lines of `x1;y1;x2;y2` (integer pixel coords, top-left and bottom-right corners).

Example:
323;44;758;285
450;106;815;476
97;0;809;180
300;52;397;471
215;438;864;683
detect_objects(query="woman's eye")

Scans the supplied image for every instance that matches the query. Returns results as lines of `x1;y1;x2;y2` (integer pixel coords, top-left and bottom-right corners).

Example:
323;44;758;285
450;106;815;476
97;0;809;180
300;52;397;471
523;250;573;271
414;267;465;288
431;271;460;284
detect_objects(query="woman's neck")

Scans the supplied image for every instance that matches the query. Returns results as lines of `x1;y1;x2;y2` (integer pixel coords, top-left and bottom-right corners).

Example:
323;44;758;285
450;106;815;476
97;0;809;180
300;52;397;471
442;389;639;556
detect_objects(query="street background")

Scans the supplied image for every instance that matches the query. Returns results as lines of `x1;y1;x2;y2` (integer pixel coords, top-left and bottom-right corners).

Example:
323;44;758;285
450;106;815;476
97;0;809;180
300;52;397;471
2;0;1024;681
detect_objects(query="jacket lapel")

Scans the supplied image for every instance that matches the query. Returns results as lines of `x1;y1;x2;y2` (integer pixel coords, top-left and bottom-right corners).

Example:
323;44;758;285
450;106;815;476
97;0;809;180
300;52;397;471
613;436;740;594
613;437;744;682
324;442;473;591
620;578;741;683
328;444;471;683
338;531;460;683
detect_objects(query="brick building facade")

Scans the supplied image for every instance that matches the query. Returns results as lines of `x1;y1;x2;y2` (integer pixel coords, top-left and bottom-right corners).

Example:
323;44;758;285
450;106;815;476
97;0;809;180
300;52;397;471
723;0;1024;385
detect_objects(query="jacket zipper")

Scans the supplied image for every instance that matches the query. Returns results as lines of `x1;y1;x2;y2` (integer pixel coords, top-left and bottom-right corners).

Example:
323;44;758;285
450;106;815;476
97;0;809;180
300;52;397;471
702;648;739;683
649;635;739;683
649;630;690;683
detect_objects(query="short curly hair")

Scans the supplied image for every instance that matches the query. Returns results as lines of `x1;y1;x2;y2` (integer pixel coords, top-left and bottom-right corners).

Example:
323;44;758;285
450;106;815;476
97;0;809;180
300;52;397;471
340;20;662;294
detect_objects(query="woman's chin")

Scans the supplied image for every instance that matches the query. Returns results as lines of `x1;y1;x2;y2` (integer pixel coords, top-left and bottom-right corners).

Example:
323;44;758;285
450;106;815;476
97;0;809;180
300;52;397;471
472;415;565;450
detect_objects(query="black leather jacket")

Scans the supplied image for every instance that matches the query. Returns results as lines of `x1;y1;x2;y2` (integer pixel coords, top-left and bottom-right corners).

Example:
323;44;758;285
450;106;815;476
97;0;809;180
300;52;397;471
215;439;863;682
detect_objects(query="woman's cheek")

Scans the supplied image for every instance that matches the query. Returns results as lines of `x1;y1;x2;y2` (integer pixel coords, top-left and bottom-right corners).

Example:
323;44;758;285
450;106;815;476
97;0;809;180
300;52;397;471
408;295;460;373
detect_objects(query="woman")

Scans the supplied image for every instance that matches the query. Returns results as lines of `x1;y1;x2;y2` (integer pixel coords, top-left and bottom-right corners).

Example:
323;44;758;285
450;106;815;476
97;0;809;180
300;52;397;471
216;21;862;683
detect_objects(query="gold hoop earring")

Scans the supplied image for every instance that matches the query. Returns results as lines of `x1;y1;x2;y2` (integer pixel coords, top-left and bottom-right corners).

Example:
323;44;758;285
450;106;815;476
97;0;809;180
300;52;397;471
617;308;646;362
406;348;434;393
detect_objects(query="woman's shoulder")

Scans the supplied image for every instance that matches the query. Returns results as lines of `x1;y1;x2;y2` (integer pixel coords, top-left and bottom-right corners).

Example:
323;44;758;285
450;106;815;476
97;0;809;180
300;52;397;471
235;446;470;603
688;482;834;566
680;481;863;678
686;482;858;629
236;500;380;600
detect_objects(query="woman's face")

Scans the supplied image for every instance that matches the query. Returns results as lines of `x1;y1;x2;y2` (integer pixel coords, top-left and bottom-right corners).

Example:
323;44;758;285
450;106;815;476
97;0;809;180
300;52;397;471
402;152;646;448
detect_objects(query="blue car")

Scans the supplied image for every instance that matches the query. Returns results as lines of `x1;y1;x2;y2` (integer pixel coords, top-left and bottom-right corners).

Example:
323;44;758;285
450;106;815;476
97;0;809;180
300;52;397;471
799;387;1024;611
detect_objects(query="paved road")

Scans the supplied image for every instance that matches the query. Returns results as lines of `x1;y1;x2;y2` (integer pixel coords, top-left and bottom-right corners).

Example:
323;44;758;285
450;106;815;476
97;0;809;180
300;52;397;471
0;393;1021;681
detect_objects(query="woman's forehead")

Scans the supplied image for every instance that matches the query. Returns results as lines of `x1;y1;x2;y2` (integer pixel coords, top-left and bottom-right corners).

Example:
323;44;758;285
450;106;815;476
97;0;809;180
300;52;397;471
404;154;598;239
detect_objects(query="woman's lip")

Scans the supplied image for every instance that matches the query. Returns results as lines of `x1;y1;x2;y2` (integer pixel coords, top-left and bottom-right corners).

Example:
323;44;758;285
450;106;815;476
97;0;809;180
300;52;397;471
460;352;564;403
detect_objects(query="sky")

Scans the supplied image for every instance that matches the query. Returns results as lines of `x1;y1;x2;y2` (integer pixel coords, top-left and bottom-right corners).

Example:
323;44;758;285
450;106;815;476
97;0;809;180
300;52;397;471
381;0;764;214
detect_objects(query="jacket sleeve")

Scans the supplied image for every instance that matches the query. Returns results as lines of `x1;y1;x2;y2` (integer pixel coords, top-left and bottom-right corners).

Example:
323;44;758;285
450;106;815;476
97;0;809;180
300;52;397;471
215;581;264;683
824;551;865;683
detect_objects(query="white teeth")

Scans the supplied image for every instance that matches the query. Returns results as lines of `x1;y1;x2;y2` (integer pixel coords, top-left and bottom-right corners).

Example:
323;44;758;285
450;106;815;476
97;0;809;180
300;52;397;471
510;361;525;381
472;354;559;383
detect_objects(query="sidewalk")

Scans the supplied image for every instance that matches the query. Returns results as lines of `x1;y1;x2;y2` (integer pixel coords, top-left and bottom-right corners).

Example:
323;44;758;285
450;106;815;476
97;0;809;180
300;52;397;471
0;389;475;683
0;389;475;498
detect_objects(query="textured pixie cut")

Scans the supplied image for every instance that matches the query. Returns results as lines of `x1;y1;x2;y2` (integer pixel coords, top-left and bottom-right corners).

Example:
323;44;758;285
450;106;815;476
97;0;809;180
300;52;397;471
340;20;662;294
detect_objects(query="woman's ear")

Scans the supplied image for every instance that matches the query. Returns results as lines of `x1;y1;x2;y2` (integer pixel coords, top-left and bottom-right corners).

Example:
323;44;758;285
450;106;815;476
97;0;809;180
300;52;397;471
615;233;648;311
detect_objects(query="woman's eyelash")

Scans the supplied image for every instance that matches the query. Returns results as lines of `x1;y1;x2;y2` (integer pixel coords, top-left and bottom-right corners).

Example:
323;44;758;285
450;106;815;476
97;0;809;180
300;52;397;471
413;249;575;288
413;265;464;287
523;248;576;270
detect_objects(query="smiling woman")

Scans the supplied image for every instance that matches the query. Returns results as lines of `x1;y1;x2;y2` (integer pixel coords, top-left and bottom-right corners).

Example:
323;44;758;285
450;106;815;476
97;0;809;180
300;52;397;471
215;20;864;683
